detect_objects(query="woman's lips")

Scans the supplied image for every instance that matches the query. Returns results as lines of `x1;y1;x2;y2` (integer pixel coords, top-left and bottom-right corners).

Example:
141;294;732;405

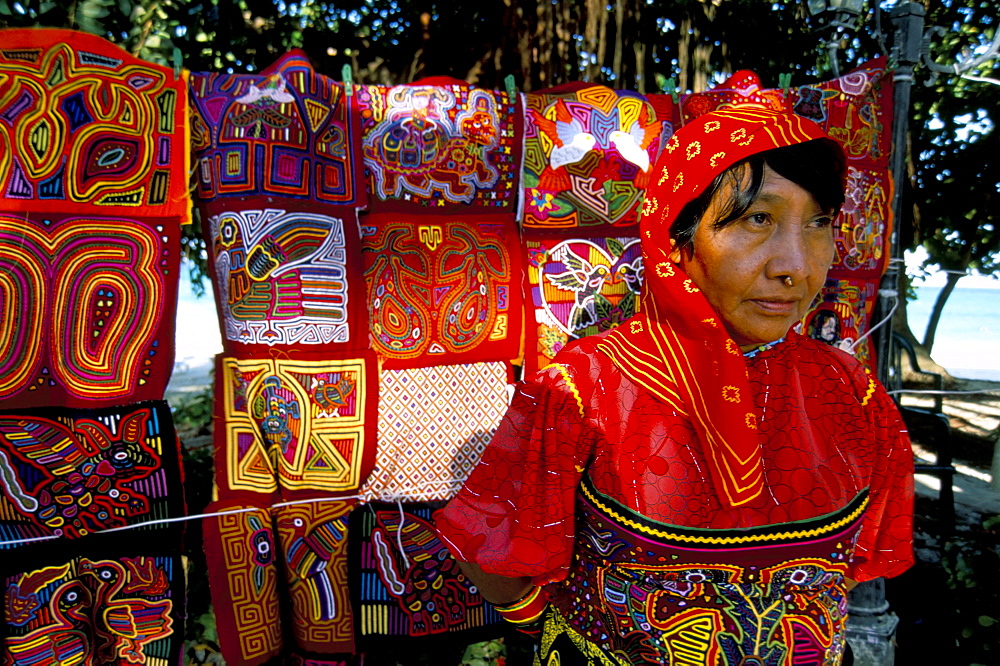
749;299;799;315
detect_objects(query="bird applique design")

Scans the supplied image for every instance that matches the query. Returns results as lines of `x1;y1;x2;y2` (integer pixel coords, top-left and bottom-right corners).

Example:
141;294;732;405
543;245;613;333
608;104;662;174
531;99;597;191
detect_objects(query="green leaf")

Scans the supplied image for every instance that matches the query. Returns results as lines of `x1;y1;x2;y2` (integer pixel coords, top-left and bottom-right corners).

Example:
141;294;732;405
979;615;997;627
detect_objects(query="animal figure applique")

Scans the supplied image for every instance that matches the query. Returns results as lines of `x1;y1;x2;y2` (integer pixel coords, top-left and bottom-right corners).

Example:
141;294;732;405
0;411;157;539
363;87;502;204
531;99;598;191
543;244;613;332
608;104;662;175
251;376;301;457
370;510;476;636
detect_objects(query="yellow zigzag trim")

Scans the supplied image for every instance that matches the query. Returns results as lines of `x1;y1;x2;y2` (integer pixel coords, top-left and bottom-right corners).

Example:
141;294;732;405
542;363;586;420
581;482;868;546
861;374;877;407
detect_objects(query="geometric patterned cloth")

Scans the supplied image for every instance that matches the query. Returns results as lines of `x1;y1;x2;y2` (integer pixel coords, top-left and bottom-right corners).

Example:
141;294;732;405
213;352;378;502
0;29;189;408
522;84;666;230
360;361;512;502
0;28;189;666
357;79;522;214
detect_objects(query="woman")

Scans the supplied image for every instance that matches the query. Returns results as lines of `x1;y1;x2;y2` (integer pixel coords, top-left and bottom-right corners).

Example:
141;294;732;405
436;107;914;665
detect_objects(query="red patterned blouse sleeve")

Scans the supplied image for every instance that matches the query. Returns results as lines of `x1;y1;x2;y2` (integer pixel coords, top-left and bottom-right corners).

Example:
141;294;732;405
849;370;915;582
436;360;596;586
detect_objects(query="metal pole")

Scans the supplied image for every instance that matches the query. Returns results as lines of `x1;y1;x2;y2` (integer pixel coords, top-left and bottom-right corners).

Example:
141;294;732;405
847;5;926;665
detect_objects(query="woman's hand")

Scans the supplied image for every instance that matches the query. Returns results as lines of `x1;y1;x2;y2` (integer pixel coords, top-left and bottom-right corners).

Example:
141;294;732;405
455;560;533;605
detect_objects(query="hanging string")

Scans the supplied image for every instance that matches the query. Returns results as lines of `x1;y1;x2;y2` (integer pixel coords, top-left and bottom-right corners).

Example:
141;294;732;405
847;290;899;353
0;478;467;548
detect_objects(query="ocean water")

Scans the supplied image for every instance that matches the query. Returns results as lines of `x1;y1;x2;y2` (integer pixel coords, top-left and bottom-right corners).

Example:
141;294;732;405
170;280;1000;381
907;286;1000;381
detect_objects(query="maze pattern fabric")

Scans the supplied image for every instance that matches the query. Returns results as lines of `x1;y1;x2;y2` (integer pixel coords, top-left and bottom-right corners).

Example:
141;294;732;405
214;353;377;501
0;29;189;221
360;362;512;502
204;501;355;665
206;205;368;353
189;50;364;207
361;214;523;369
203;504;282;666
0;401;183;548
350;503;501;639
524;234;643;374
522;85;667;230
0;214;179;408
2;547;185;666
357;81;521;213
678;62;893;366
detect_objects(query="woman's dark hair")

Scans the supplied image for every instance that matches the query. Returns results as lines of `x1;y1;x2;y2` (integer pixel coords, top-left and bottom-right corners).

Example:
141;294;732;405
670;139;846;249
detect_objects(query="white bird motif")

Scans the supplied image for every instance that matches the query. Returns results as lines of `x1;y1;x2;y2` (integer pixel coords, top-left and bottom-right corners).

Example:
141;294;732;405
544;245;612;332
531;99;598;169
608;105;662;172
236;75;295;105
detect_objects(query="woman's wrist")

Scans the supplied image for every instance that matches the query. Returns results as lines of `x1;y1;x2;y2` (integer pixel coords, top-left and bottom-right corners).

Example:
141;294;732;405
494;585;549;629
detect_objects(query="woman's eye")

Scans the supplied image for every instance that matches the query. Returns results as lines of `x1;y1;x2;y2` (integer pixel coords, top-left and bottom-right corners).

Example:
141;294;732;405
746;212;769;226
809;216;834;228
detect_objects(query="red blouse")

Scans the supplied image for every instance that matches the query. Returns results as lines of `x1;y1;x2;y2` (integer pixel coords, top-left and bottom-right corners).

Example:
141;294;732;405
437;332;914;585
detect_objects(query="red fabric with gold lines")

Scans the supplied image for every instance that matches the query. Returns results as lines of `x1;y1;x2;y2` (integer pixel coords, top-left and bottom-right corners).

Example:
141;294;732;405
600;103;844;507
436;333;914;585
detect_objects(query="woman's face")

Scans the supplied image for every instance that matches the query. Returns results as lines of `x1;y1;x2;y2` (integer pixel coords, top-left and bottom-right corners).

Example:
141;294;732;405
673;164;836;351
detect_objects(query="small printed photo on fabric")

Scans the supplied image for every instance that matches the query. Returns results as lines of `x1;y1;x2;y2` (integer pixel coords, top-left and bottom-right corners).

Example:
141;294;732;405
202;202;369;354
0;29;191;223
213;352;378;502
0;401;184;547
349;502;502;641
189;50;365;208
802;277;879;367
357;80;523;214
522;85;667;230
361;361;513;503
360;213;524;370
0;213;180;409
523;235;643;374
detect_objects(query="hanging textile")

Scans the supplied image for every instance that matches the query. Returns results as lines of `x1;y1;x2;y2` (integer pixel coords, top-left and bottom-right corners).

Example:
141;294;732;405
349;502;502;640
213;352;378;502
360;361;513;503
203;500;356;665
360;213;523;369
521;84;667;230
522;233;644;374
0;29;188;408
357;79;522;214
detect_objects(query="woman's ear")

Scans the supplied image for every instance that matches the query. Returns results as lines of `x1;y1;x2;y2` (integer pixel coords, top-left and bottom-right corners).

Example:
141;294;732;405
667;238;683;263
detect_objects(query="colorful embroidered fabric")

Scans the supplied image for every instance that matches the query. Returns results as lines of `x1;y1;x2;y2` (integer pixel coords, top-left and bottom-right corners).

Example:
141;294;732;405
360;361;512;502
213;352;377;502
204;204;369;353
680;61;894;363
523;234;642;374
360;214;523;368
188;50;364;208
203;500;355;665
350;502;501;639
522;85;666;230
806;277;879;363
2;543;185;665
0;29;190;221
0;28;187;408
357;80;522;213
536;476;863;664
0;213;179;407
0;401;183;546
438;335;914;662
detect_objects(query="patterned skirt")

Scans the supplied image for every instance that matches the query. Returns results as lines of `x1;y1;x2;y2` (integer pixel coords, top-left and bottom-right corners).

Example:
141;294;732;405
534;476;868;665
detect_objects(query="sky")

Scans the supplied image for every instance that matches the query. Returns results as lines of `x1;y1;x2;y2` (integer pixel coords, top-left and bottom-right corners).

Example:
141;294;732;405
905;247;1000;289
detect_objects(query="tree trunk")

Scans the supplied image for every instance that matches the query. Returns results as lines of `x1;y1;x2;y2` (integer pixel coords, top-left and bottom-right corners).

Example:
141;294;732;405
922;271;962;354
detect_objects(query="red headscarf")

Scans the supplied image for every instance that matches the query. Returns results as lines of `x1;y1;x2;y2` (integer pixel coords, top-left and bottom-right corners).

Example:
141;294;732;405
597;107;844;507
